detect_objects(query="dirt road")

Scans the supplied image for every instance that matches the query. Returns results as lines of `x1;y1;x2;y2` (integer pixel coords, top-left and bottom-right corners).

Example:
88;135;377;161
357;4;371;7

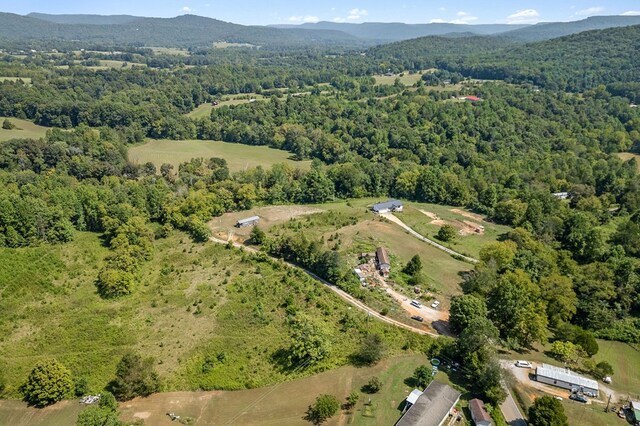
209;236;439;337
379;213;478;264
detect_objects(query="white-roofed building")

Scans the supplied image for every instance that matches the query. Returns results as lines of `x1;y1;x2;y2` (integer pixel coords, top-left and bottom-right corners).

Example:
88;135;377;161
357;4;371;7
535;363;599;396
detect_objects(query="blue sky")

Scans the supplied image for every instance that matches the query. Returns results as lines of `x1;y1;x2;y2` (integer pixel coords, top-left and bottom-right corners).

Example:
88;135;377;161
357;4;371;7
2;1;640;25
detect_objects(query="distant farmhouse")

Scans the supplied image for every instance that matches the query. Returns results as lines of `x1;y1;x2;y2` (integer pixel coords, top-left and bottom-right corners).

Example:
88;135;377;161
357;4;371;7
396;381;461;426
376;247;391;275
372;199;403;213
235;216;260;228
535;364;599;396
469;398;493;426
552;192;570;200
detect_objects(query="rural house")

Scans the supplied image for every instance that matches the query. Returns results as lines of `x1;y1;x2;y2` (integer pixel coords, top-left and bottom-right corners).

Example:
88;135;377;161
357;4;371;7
376;247;391;275
372;199;403;213
464;95;481;102
235;216;260;228
535;364;599;396
395;381;461;426
468;398;493;426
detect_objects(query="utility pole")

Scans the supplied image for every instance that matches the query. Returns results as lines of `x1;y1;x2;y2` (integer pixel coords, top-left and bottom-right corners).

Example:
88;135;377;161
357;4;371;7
605;394;612;412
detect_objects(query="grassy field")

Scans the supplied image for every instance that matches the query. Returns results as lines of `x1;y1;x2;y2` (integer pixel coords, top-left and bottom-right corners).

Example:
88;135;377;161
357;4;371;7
594;340;640;397
0;230;423;401
374;71;430;86
186;94;267;118
230;199;473;306
149;47;190;56
0;117;49;141
128;139;310;172
617;152;640;172
395;203;512;258
0;77;32;84
0;354;430;425
86;60;147;70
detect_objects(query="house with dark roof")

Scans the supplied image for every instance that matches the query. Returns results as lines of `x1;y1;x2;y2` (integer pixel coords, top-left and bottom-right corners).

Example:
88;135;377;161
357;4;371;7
469;399;493;426
395;381;461;426
372;199;403;213
376;247;390;275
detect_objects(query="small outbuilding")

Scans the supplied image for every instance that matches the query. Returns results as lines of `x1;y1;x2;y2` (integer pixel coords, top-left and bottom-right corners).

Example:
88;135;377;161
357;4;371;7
235;216;260;228
395;381;461;426
464;96;481;102
552;192;570;200
372;199;404;213
376;247;391;275
469;398;493;426
535;364;599;397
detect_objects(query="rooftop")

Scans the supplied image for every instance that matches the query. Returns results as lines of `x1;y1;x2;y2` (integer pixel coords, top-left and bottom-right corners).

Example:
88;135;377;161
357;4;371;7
372;199;403;211
396;381;461;426
469;398;492;423
536;364;599;390
376;247;390;265
237;216;260;223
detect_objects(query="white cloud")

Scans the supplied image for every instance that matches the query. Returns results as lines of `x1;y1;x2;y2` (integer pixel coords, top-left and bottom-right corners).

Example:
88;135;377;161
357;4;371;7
288;15;320;23
429;11;477;24
333;17;346;23
182;6;193;13
576;6;604;16
507;9;540;24
347;8;368;20
621;10;640;15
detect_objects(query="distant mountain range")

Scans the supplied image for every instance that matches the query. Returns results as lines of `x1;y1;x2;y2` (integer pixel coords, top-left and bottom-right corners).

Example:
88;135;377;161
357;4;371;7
0;13;362;48
0;12;639;48
270;22;528;42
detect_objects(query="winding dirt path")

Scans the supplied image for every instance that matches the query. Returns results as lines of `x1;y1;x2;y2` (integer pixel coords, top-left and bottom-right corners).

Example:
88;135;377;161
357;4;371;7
209;236;439;337
379;213;479;264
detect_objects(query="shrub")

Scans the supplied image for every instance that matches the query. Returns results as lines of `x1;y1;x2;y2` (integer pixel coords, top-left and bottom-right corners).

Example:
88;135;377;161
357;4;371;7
305;394;339;424
2;118;15;130
23;359;74;407
436;225;457;242
361;376;382;394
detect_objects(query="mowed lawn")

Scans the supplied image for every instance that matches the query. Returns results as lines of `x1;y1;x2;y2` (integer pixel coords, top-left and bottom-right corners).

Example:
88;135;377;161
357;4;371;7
128;139;310;172
617;152;640;172
0;117;49;141
374;71;430;86
395;203;512;259
117;354;429;426
0;77;32;84
594;340;640;396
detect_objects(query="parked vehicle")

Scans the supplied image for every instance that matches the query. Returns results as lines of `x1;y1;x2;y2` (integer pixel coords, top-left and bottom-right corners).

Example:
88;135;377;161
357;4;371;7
411;315;424;322
410;300;423;309
515;360;533;368
431;300;440;309
569;394;588;403
554;396;564;401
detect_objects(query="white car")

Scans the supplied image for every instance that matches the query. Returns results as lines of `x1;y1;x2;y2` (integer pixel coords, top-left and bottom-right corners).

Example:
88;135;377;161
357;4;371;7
410;300;423;309
431;300;440;309
515;360;533;368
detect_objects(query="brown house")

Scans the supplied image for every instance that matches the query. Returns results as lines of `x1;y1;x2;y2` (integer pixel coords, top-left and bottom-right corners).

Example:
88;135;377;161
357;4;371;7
468;399;493;426
376;247;390;275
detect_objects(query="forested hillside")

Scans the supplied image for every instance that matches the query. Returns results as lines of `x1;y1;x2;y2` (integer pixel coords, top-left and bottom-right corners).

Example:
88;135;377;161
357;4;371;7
0;13;363;48
371;24;640;101
501;15;640;41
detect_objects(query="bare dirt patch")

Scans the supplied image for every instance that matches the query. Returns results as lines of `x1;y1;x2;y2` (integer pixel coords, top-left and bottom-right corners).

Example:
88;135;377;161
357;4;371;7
450;208;485;222
418;209;484;236
208;205;324;241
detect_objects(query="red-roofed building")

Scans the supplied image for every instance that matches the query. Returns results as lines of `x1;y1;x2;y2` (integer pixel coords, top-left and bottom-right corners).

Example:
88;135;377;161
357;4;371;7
464;96;481;102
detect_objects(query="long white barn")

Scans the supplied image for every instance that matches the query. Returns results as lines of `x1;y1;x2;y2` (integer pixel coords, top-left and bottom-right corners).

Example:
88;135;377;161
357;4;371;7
535;363;599;396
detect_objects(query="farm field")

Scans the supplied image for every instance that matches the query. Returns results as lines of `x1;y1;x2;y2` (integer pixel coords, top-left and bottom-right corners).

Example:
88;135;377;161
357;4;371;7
0;230;419;400
0;117;49;141
374;71;431;86
87;60;147;70
395;203;512;259
617;152;640;172
0;77;32;84
220;199;473;304
128;139;310;172
186;94;267;118
117;354;431;426
0;354;433;426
